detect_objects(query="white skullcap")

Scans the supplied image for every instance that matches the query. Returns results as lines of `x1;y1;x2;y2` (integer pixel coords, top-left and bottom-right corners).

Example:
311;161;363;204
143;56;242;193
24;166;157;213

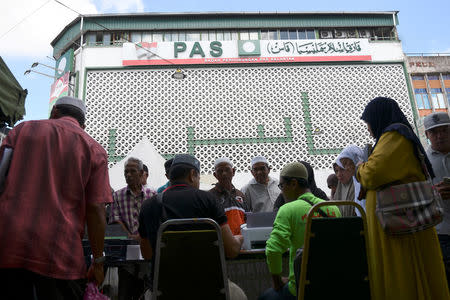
214;157;233;169
55;96;86;115
250;156;269;168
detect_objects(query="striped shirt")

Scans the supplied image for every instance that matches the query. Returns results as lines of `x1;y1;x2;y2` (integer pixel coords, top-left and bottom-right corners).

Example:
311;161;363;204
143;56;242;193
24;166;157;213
110;186;156;235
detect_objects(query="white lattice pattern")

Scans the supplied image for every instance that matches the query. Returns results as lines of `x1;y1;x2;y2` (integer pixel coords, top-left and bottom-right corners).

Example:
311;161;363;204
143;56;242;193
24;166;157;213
85;63;414;172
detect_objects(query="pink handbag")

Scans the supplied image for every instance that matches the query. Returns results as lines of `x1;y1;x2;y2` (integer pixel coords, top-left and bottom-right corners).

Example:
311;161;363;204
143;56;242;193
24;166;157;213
83;283;110;300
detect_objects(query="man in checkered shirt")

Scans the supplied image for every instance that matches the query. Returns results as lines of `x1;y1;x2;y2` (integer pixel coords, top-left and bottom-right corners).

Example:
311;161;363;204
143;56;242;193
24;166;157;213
110;157;156;300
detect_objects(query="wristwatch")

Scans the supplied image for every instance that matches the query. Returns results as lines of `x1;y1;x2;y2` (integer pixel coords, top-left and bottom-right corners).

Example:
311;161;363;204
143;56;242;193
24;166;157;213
93;256;106;264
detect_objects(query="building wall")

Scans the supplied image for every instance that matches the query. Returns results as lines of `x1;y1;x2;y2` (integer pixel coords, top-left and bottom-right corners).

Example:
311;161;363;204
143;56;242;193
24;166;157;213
84;62;412;172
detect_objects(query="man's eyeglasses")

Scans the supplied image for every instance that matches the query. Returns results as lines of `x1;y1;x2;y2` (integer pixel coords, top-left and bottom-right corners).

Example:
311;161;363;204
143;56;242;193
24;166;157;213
278;178;292;189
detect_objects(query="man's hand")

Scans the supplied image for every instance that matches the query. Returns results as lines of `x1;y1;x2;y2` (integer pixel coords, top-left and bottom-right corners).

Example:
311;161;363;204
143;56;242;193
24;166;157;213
128;234;141;241
234;235;244;247
436;181;450;200
87;262;104;286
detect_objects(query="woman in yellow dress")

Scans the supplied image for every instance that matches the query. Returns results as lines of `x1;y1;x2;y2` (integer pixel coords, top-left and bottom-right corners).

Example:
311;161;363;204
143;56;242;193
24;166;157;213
356;97;449;300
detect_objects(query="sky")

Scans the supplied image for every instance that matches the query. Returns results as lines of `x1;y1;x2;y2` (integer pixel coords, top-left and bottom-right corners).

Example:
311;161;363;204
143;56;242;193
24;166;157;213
1;0;449;123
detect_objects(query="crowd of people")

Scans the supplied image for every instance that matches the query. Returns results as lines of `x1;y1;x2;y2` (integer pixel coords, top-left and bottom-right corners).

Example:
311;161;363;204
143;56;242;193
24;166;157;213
0;95;448;300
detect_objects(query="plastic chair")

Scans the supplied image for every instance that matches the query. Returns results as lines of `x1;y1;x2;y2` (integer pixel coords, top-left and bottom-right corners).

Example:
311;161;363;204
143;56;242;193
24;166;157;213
297;201;373;300
152;218;230;300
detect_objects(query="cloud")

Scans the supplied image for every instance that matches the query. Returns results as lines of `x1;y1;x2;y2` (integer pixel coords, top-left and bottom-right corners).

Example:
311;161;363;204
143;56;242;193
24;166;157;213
99;0;145;13
0;0;98;57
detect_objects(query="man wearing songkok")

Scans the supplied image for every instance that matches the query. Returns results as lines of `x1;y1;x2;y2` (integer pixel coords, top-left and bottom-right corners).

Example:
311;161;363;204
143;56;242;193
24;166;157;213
261;162;341;300
424;112;450;286
241;156;280;212
209;157;250;235
139;154;247;300
0;96;112;299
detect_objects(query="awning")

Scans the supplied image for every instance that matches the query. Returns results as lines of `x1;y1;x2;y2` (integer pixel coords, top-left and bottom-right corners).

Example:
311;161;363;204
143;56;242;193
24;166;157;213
0;57;27;127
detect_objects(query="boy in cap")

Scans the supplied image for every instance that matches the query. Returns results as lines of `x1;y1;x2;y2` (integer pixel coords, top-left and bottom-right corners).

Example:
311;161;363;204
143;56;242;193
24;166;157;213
209;157;250;235
260;162;340;300
138;154;247;300
241;156;280;212
424;112;450;286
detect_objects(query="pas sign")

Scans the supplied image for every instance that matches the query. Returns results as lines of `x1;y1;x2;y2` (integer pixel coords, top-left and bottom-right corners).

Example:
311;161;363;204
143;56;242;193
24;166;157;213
122;39;371;66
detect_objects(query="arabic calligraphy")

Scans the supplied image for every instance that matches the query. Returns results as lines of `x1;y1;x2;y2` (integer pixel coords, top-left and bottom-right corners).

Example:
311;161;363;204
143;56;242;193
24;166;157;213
267;40;362;55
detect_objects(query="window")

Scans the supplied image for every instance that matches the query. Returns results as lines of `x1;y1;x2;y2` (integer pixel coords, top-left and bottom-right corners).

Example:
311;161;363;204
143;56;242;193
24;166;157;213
279;30;289;40
288;30;297;39
443;74;450;80
86;33;96;45
223;31;232;41
268;30;278;40
239;31;249;40
231;31;238;40
261;30;268;40
103;33;111;45
153;32;163;42
178;31;186;41
298;30;307;39
248;31;257;40
428;75;440;80
411;75;425;80
171;32;179;42
430;88;446;109
112;32;128;45
447;88;450;106
216;31;224;41
142;32;152;42
414;88;431;109
200;31;208;41
131;32;142;43
208;30;216;41
306;29;315;39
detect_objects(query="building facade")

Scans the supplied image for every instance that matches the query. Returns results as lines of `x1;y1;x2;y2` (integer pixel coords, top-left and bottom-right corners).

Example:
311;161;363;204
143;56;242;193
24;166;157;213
51;12;416;175
405;55;450;143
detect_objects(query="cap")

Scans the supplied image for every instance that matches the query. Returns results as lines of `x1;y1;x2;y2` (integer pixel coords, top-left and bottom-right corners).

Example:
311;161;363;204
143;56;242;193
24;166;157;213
172;154;201;172
214;157;233;169
55;96;86;115
424;112;450;131
280;162;308;180
250;156;269;168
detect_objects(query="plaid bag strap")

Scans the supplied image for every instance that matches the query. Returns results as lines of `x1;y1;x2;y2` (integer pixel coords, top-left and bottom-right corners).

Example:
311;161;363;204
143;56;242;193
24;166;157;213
416;147;432;181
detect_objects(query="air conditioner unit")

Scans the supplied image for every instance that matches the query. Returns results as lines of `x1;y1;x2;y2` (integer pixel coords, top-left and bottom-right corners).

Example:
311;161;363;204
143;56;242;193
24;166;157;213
320;30;333;39
335;30;347;38
347;30;357;38
359;30;371;38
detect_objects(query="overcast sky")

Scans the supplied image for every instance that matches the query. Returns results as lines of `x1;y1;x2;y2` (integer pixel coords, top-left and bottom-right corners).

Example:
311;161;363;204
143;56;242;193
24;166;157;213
1;0;449;122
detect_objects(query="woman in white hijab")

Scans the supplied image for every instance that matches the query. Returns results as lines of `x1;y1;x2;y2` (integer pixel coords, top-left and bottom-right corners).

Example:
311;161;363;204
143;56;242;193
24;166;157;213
333;145;365;216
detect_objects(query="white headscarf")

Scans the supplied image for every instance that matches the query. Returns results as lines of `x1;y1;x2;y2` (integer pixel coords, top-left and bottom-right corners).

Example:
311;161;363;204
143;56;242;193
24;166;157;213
335;145;365;216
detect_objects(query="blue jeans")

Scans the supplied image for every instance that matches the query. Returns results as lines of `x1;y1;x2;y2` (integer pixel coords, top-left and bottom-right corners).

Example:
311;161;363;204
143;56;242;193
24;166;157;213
258;283;296;300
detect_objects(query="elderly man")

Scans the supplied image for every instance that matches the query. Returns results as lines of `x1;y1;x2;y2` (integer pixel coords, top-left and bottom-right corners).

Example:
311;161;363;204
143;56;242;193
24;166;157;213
260;162;341;300
110;157;156;300
424;112;450;285
241;156;280;212
0;96;112;300
209;157;250;235
111;157;156;238
139;154;247;299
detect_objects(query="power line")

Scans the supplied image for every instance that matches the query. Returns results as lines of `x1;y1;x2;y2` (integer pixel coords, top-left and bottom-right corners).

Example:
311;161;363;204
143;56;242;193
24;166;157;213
53;0;178;67
0;0;51;40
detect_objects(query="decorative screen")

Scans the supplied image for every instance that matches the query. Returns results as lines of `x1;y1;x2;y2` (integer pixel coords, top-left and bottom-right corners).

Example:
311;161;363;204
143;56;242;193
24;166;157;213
85;63;413;172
